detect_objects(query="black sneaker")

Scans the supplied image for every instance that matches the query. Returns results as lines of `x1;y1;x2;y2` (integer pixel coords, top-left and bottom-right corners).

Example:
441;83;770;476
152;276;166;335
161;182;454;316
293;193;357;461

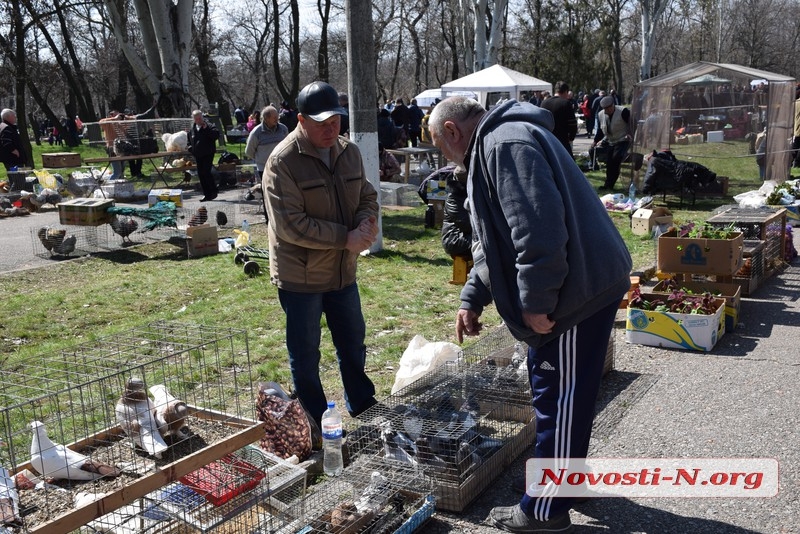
511;475;591;504
487;504;571;533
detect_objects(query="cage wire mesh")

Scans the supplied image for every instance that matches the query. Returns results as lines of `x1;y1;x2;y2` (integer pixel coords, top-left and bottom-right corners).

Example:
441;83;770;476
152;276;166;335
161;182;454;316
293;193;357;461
30;224;106;259
276;456;432;534
347;327;535;512
0;321;260;533
177;202;240;232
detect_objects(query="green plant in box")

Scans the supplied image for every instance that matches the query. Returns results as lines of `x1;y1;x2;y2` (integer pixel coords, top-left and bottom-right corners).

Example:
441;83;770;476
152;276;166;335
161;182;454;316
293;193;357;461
674;222;739;251
628;287;719;315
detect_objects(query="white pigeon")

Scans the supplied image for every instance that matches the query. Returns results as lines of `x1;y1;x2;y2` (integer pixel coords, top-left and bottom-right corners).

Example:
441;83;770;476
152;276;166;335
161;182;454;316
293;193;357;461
0;467;19;525
116;378;169;459
149;384;190;440
29;420;121;481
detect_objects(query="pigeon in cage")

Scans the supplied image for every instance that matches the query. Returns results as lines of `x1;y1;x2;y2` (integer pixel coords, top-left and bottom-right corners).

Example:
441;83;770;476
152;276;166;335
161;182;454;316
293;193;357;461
37;227;65;253
354;471;390;514
379;420;417;465
52;234;76;256
456;441;483;478
0;467;20;526
115;378;169;459
149;384;190;440
29;420;122;481
401;405;423;441
414;436;448;473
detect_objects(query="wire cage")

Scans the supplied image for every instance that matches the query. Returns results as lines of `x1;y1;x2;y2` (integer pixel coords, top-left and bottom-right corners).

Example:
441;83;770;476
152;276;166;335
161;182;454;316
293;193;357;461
75;445;306;534
275;456;433;534
0;321;261;533
347;328;535;512
98;215;183;249
177;202;240;232
30;224;106;259
82;119;195;153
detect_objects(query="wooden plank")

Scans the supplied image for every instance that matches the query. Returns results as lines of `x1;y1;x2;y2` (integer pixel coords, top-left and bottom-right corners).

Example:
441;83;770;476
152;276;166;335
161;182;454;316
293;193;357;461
29;422;265;534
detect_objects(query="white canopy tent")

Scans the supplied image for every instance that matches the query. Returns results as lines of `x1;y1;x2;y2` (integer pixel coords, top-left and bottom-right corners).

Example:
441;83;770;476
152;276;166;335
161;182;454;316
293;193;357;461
413;88;477;108
441;65;552;108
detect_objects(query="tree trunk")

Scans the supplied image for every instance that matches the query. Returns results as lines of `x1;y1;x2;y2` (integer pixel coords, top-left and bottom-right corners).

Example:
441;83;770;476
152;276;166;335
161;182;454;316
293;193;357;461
317;0;332;81
10;0;33;168
272;0;301;104
194;0;231;124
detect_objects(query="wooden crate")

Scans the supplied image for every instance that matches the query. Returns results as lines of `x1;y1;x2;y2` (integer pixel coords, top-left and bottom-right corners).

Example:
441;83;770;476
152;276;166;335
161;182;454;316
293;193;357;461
42;152;81;168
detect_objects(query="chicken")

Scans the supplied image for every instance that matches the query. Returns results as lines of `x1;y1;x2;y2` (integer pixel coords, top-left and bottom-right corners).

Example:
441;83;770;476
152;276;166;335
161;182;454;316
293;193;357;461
187;206;208;227
115;379;169;459
110;216;139;244
149;384;190;440
37;227;66;253
52;234;76;256
29;420;121;481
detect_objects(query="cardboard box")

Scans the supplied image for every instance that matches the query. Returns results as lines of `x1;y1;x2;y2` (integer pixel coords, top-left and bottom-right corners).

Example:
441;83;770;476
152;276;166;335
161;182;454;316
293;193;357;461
631;207;673;236
58;198;115;226
706;130;724;143
42;152;81;168
426;178;448;200
101;180;135;198
657;229;744;276
652;280;741;331
186;224;218;258
626;295;725;352
148;188;184;208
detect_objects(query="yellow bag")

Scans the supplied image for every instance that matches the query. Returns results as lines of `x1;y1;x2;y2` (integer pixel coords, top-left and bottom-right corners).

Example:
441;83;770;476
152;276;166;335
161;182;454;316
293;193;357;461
34;170;57;190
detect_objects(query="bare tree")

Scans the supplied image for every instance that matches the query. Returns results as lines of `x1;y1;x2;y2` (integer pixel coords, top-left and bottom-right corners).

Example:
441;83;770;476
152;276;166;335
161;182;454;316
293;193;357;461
271;0;301;105
639;0;670;80
102;0;193;117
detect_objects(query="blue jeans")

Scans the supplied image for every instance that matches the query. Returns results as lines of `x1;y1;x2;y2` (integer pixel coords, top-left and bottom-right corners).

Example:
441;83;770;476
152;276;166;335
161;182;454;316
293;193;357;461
278;284;376;425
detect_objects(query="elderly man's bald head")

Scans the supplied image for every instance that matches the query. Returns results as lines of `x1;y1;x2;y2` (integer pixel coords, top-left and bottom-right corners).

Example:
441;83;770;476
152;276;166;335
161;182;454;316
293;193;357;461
428;96;486;168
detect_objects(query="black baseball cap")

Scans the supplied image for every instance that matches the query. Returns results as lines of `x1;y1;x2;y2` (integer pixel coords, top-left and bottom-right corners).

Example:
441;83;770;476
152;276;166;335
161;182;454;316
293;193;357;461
296;81;346;122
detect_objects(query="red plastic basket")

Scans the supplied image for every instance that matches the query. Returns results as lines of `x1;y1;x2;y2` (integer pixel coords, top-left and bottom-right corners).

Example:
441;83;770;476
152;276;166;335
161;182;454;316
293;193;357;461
179;453;266;506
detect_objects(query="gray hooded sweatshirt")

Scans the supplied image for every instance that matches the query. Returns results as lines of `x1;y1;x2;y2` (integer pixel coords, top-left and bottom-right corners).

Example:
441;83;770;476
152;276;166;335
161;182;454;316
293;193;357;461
460;99;632;348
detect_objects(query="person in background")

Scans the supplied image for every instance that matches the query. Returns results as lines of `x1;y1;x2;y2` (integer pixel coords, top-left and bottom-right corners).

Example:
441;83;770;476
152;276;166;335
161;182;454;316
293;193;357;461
263;80;379;427
279;101;299;132
429;96;631;533
579;94;592;138
245;105;289;218
378;143;402;182
234;105;247;126
390;98;409;142
99;110;130;180
187;110;219;201
541;81;578;157
377;108;396;149
439;165;472;260
246;105;289;181
246;111;259;132
338;93;350;136
420;103;435;144
0;109;26;170
407;98;425;147
592;95;632;191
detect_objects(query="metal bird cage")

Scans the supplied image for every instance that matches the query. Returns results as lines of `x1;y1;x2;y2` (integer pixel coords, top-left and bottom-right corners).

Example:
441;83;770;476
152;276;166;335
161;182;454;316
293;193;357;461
0;321;265;533
30;224;107;259
346;328;536;512
276;457;433;534
178;202;240;232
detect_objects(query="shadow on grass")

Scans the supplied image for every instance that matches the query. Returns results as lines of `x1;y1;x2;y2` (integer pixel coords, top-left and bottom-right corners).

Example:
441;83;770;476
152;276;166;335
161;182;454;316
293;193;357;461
383;210;427;241
92;237;188;264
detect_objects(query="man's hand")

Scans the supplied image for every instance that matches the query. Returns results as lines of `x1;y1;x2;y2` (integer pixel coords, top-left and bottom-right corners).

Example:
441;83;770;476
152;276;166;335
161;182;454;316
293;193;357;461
455;309;483;343
11;149;19;157
345;216;378;252
523;311;555;335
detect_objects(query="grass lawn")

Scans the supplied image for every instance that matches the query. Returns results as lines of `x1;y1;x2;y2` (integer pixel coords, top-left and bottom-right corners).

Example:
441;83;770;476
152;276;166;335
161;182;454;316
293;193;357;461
2;137;796;404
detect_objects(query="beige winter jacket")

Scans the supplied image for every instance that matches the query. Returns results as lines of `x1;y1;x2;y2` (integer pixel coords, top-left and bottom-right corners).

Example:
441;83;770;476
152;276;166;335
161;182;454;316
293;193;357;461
263;126;378;293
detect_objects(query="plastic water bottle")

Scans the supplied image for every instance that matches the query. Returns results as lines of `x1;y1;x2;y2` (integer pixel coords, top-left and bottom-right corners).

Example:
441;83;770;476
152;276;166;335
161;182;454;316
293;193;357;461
321;401;344;476
241;219;249;233
628;181;636;203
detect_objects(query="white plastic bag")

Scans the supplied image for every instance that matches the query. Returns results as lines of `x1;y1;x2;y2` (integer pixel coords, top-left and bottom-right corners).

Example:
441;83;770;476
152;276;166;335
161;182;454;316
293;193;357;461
391;335;461;394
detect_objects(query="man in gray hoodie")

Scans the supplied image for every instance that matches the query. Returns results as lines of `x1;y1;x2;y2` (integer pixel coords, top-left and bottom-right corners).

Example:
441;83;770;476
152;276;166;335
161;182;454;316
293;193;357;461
430;96;631;533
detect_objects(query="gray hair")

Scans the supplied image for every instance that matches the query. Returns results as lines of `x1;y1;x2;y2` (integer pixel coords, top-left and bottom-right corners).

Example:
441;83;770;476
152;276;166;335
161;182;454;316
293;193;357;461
428;96;485;138
261;105;278;121
191;110;203;118
1;109;15;121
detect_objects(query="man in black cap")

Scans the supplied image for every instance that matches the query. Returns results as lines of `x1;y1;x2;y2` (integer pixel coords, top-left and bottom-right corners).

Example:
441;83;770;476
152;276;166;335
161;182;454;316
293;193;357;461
591;95;631;190
263;81;379;426
0;109;26;170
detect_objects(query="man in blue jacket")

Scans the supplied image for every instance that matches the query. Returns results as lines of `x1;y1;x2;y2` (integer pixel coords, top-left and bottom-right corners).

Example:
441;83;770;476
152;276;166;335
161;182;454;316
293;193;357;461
430;96;631;533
